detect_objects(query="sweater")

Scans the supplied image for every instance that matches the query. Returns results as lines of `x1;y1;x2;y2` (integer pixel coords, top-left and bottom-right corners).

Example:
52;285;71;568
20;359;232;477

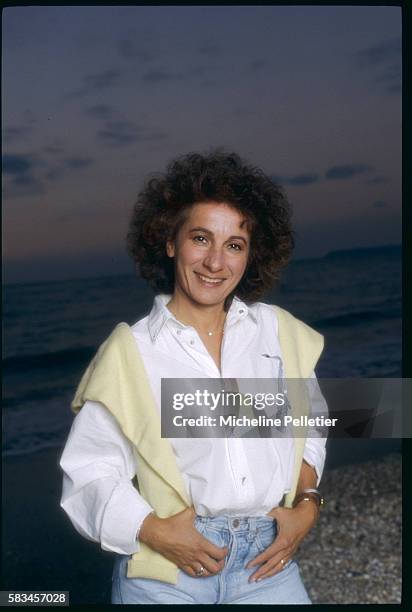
71;304;324;583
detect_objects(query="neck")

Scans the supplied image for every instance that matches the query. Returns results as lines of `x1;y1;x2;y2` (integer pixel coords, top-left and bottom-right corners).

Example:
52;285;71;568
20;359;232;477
167;290;229;333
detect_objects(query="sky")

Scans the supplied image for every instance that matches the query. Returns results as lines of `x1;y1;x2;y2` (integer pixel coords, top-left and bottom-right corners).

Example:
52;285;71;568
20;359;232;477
2;5;402;284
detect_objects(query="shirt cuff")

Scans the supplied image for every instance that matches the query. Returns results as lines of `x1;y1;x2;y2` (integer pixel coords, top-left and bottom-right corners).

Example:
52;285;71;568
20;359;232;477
100;480;154;555
303;443;326;487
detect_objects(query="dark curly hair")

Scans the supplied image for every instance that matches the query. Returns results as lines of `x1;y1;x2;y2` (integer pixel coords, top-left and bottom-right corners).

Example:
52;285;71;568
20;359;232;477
127;149;294;302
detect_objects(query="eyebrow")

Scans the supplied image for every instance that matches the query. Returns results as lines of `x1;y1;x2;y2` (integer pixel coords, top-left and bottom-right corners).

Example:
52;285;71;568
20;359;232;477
189;227;249;243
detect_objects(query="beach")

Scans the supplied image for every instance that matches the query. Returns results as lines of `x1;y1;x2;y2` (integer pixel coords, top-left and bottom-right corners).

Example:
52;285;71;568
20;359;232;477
297;451;402;604
1;247;402;603
1;447;401;605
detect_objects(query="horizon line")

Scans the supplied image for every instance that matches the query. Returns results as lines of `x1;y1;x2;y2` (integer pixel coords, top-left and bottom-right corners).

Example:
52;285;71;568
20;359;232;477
2;243;401;289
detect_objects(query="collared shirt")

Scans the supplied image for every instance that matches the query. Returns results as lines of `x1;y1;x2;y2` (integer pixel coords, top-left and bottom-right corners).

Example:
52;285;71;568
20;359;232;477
60;295;327;555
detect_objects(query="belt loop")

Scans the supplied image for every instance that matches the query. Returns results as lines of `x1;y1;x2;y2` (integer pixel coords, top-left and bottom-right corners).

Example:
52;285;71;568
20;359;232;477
247;517;257;541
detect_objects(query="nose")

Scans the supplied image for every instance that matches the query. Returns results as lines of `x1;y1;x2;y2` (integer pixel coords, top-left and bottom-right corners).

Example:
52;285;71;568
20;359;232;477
203;246;225;272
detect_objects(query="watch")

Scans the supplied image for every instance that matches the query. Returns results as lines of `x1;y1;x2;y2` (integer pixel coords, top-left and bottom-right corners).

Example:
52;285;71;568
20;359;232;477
293;489;325;510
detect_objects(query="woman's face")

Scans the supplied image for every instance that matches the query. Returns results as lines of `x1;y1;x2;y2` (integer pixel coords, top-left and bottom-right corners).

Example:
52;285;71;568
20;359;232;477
166;201;250;307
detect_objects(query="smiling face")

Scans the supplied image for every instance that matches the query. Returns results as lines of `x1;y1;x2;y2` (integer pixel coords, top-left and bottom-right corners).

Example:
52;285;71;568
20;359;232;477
166;201;251;308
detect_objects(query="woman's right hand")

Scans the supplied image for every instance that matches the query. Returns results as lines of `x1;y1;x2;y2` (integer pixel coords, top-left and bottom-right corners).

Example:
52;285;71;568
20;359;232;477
138;507;228;578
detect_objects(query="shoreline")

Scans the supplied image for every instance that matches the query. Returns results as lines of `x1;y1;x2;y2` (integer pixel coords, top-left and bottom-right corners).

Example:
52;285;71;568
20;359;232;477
2;436;402;466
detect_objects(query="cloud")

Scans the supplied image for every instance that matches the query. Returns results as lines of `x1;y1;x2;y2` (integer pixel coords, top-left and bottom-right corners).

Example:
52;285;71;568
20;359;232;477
118;38;155;62
198;43;222;57
3;110;37;145
84;104;114;119
272;173;319;186
13;173;37;186
43;145;65;155
2;153;44;197
356;37;401;68
98;120;167;147
98;120;141;146
141;64;221;86
325;164;372;180
3;154;33;175
85;69;121;91
64;87;89;100
355;37;401;95
373;200;387;209
249;59;267;72
141;69;182;83
3;125;32;144
137;61;221;85
185;65;215;79
3;151;92;195
374;63;402;94
45;167;65;182
367;176;388;185
64;69;122;99
64;157;93;169
385;83;402;94
44;156;93;182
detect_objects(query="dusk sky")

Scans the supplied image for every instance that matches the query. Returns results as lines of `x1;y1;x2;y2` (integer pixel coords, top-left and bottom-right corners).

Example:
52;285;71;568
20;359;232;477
2;6;402;284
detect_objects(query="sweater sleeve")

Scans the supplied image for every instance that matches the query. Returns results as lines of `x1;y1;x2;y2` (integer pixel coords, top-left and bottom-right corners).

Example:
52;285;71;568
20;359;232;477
59;400;153;555
302;371;328;487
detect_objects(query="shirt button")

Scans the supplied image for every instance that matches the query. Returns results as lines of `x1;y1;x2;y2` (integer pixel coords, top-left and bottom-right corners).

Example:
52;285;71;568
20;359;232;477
239;309;245;314
190;339;195;345
176;330;181;335
232;518;240;528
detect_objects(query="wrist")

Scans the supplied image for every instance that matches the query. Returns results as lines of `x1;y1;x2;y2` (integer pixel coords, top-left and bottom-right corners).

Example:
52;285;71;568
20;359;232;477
293;489;324;509
293;497;320;523
138;511;160;545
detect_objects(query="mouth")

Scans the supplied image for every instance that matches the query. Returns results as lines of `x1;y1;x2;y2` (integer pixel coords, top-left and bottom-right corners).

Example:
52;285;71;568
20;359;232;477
194;272;226;287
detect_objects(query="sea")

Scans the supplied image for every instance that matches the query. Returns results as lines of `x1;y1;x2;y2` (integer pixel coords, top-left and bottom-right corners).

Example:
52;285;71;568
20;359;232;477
2;245;402;460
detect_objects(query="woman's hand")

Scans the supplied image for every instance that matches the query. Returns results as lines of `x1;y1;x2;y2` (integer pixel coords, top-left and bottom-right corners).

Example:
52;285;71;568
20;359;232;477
138;506;228;578
246;502;319;583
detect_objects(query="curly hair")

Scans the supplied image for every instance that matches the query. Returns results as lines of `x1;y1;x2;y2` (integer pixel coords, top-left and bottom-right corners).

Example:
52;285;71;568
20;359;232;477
127;149;294;302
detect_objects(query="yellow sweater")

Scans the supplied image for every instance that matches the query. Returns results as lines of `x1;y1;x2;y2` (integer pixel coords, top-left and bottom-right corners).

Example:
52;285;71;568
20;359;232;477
71;304;324;583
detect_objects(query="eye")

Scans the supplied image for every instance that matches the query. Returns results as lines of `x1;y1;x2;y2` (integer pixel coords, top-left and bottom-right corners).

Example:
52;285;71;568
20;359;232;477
193;235;208;244
228;242;242;251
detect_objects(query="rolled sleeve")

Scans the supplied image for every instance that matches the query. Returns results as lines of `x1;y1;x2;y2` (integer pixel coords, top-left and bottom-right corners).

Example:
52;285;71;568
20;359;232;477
100;479;153;554
60;400;154;555
303;371;328;486
303;443;326;486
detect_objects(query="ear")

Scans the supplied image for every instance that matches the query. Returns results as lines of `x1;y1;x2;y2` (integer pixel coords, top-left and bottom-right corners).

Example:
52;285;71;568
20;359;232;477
166;240;175;258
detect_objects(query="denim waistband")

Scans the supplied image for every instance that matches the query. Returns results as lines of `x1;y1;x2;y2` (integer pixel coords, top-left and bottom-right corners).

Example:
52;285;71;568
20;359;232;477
195;515;275;532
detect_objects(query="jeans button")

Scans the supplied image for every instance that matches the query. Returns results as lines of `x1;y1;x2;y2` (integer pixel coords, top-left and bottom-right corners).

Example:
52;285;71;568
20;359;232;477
232;518;240;528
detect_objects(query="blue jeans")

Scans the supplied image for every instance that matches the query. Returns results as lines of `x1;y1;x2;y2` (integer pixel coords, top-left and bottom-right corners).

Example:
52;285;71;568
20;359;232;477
111;515;311;604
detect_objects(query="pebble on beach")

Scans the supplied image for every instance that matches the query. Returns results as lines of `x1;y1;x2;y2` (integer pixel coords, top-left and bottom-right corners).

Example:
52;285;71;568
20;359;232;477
296;453;402;604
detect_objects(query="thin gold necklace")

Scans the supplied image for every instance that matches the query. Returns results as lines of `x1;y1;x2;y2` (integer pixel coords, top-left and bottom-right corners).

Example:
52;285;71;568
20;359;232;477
168;305;225;337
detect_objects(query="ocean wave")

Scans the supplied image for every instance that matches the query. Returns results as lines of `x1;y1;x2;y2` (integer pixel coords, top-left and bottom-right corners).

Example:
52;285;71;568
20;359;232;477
313;307;401;329
2;439;63;458
2;345;95;372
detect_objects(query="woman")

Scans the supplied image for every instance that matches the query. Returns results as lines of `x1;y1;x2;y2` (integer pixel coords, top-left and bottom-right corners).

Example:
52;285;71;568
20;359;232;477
60;150;327;604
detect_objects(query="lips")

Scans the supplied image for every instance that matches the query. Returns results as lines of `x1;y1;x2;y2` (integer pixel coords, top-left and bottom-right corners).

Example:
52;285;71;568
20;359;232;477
195;272;226;286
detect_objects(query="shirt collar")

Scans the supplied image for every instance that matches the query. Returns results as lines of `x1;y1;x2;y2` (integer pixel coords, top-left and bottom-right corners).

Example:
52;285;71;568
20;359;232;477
147;294;257;343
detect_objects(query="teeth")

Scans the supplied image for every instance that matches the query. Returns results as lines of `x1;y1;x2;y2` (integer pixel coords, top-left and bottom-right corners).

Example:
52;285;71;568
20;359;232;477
197;274;223;284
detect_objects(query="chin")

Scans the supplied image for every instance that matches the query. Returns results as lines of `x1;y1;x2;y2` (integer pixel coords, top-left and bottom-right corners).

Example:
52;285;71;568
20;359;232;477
193;294;226;307
187;287;230;307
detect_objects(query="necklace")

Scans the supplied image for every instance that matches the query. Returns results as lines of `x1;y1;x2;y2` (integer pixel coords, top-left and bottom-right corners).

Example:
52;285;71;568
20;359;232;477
168;304;225;337
206;328;224;337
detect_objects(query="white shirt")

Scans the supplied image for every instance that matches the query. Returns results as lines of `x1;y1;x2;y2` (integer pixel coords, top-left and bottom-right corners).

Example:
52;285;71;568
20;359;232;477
60;295;327;555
